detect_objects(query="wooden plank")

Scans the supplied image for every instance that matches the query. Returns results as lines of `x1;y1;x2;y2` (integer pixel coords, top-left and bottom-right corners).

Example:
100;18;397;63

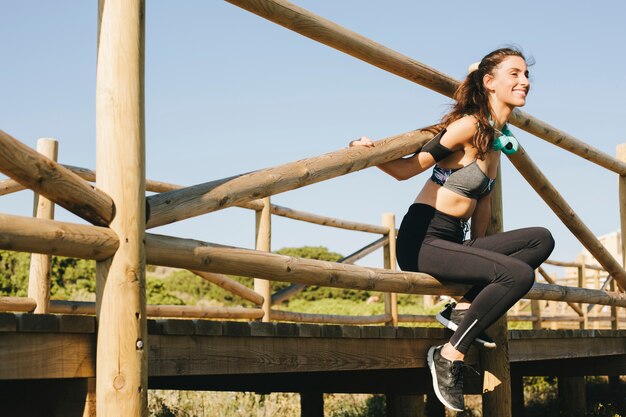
19;313;59;332
147;334;439;377
0;333;95;379
0;313;17;332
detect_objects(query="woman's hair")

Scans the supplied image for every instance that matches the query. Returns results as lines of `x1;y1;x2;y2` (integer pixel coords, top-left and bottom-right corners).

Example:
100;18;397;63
430;47;531;159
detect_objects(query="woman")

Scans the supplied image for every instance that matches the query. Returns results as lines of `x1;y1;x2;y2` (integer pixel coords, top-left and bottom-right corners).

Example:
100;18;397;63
349;47;554;411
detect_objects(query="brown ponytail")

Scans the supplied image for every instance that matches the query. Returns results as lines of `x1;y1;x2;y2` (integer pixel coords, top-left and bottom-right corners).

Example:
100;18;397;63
427;47;530;160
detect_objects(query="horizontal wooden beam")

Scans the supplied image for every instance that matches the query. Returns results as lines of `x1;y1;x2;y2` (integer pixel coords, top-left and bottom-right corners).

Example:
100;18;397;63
144;233;468;297
48;301;264;320
0;213;118;261
544;259;605;271
269;309;390;325
225;0;626;175
145;130;432;228
0;297;36;312
1;217;624;308
0;130;114;225
537;267;585;316
270;204;388;234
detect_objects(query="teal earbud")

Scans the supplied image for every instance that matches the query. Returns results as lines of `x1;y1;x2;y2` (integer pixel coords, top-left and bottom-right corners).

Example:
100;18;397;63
491;123;519;154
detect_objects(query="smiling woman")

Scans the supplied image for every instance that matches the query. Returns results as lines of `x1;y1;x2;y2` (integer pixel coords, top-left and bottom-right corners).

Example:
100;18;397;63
349;47;555;412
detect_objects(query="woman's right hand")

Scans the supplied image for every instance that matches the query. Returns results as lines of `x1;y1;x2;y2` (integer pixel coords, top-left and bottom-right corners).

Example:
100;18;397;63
348;136;374;148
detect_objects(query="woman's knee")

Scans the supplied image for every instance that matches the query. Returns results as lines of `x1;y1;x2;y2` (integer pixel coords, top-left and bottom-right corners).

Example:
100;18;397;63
497;261;535;294
532;226;555;255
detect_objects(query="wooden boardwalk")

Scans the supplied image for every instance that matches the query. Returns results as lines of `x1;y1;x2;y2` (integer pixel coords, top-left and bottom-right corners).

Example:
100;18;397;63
2;313;625;391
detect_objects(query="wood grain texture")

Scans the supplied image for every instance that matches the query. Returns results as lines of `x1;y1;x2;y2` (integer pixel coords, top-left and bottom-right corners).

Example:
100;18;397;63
28;138;58;314
0;130;114;225
0;333;95;379
0;214;119;261
95;0;147;415
146;129;434;228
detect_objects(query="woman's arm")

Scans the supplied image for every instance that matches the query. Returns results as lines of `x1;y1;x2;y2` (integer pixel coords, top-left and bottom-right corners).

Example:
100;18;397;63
350;116;477;181
470;194;492;239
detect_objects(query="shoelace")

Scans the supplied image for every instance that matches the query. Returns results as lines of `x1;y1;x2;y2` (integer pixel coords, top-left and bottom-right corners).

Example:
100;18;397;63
450;361;464;386
450;362;480;386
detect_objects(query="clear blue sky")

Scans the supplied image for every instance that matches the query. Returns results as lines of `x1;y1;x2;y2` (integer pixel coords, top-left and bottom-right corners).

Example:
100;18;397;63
2;1;626;272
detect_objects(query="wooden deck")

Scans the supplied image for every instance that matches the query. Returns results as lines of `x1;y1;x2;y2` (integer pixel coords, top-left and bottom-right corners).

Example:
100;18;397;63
1;313;625;393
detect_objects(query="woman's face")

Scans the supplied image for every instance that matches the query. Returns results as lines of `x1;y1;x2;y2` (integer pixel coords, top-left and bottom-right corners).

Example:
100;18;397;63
485;55;530;108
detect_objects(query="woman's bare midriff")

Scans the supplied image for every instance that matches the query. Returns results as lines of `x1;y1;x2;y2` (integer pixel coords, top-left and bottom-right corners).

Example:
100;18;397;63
413;180;476;220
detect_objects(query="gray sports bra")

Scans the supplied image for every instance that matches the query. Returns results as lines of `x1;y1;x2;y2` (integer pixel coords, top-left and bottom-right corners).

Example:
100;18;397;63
430;161;495;200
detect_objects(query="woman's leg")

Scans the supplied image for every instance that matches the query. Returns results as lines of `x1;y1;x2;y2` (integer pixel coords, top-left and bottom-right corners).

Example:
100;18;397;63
460;227;555;302
418;237;541;355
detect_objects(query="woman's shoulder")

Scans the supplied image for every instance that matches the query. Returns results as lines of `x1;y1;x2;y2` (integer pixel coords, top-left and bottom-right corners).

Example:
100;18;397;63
448;115;479;131
440;115;478;147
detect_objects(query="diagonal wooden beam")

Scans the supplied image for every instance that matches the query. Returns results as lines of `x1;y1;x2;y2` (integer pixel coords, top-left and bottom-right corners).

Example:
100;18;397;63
146;129;433;228
508;147;626;290
0;130;114;226
225;0;626;175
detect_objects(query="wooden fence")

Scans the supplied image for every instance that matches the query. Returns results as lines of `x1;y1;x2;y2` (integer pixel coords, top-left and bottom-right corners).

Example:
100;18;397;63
1;0;625;416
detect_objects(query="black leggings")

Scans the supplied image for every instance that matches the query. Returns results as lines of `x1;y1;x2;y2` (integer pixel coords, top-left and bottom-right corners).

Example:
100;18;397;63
396;203;555;354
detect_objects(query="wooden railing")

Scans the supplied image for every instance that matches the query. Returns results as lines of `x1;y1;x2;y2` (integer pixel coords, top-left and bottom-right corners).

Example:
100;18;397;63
1;0;625;415
0;149;623;331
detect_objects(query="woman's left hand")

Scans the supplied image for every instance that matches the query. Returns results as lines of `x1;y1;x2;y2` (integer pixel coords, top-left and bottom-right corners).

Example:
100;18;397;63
348;136;374;148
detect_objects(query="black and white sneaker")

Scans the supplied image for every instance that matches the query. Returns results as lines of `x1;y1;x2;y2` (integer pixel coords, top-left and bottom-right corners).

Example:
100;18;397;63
427;345;465;412
436;302;497;349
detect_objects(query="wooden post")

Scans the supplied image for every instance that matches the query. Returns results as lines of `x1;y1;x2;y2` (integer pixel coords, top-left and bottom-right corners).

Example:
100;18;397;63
511;371;525;417
610;278;618;330
386;394;425;417
577;265;587;329
530;299;542;330
300;392;323;417
618;143;626;330
383;212;398;326
558;376;586;417
254;197;272;322
481;166;512;417
28;138;58;314
96;0;147;416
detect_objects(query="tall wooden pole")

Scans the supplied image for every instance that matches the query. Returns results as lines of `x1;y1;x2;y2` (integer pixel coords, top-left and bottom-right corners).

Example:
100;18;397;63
481;166;512;417
383;212;398;326
28;138;58;314
96;0;147;416
254;197;272;321
617;143;626;329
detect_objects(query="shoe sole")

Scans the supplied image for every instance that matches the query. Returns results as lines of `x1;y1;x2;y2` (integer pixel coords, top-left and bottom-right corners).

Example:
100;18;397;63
427;345;464;412
435;312;497;349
